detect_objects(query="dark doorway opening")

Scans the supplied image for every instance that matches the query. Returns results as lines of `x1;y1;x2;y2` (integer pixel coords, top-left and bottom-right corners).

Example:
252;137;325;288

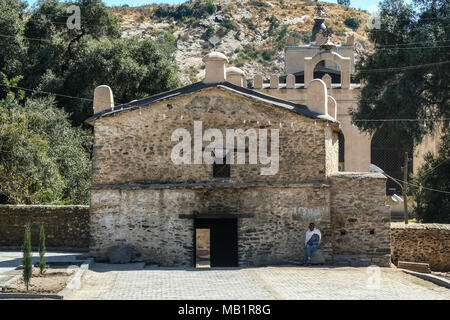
194;218;238;267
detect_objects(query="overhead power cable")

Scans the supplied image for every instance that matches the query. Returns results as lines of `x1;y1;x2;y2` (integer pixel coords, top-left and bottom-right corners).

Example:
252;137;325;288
0;83;123;106
356;60;450;73
397;177;450;194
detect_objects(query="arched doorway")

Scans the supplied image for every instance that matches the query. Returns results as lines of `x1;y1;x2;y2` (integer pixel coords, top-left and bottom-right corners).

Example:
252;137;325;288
313;60;341;84
371;129;413;195
304;51;351;88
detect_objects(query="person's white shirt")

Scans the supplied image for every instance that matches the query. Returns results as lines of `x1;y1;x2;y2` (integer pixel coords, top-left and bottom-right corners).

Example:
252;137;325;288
305;228;321;246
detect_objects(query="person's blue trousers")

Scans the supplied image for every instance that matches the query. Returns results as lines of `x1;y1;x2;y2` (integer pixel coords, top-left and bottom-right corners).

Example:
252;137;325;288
304;244;318;263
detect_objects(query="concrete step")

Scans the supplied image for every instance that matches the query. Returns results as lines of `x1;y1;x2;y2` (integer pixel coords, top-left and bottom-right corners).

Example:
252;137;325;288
398;261;431;273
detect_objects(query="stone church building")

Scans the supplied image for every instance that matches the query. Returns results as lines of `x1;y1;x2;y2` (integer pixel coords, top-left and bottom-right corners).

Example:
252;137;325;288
86;42;391;266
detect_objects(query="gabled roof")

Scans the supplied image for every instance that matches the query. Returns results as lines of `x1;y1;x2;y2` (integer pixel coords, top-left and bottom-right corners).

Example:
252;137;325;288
85;81;331;124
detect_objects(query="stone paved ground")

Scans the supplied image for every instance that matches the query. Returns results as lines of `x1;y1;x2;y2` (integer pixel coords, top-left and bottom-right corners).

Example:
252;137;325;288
0;251;86;287
66;264;450;300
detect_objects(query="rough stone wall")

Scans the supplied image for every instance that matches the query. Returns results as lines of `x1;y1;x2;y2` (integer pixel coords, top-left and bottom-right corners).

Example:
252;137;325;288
256;88;372;172
391;224;450;271
325;127;339;176
329;173;391;266
92;87;332;186
90;185;332;266
89;86;381;267
0;205;89;247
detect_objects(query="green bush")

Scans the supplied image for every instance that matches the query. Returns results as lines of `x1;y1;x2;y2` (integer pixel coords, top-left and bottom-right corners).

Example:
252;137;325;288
155;4;194;20
277;25;289;42
241;44;258;59
232;51;252;67
262;49;275;61
204;25;215;38
249;0;270;7
205;0;216;15
266;14;280;36
155;1;216;20
344;17;361;30
336;27;347;36
222;18;235;30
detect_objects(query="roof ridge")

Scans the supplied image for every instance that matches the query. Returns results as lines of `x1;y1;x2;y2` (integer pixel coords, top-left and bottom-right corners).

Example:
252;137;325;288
86;81;330;124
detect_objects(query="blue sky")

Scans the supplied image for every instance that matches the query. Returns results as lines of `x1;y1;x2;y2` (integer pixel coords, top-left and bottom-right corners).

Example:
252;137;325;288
24;0;392;13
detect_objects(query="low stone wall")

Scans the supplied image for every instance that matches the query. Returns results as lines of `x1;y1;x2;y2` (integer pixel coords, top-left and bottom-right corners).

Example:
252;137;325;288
391;224;450;271
0;205;89;248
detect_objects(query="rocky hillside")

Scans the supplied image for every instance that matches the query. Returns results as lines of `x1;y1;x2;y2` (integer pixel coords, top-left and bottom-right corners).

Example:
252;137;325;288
112;0;373;85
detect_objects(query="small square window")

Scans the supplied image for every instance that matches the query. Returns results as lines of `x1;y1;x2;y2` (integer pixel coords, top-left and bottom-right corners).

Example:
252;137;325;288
213;158;230;178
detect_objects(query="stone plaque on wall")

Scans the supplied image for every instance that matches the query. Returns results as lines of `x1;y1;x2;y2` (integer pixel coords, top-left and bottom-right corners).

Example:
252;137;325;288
292;206;326;221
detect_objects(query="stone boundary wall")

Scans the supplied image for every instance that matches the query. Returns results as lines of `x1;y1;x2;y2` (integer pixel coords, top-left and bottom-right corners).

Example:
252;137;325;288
391;224;450;271
0;205;89;248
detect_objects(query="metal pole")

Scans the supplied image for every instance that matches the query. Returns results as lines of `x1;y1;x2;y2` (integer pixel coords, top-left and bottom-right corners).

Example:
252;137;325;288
403;152;409;224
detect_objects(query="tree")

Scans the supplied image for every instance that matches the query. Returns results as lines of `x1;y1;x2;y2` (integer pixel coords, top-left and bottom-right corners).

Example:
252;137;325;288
59;36;181;124
12;0;181;125
352;0;449;222
0;0;181;204
0;76;92;204
0;0;26;77
22;223;32;291
410;127;450;223
351;0;449;146
39;225;46;274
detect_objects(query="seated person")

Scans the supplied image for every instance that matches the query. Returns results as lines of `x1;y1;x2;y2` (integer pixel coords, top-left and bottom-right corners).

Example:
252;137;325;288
304;222;321;264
